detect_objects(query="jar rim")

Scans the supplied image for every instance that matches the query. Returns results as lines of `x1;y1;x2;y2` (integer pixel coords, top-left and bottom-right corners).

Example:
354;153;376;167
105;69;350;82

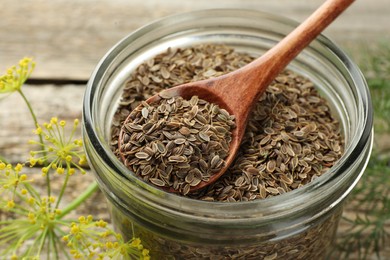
83;8;373;220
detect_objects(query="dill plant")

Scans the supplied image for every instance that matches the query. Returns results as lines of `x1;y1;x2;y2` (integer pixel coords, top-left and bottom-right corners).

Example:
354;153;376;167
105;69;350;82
0;58;149;259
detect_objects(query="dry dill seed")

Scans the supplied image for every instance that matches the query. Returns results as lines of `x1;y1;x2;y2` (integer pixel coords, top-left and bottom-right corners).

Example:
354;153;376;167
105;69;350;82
119;95;235;194
111;44;344;203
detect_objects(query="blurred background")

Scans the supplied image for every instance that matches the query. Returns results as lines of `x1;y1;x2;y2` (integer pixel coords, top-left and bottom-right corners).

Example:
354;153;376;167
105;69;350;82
1;0;388;80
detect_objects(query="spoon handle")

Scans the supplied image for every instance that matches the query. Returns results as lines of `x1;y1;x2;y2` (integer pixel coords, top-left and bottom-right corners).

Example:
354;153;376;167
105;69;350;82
218;0;355;119
249;0;355;84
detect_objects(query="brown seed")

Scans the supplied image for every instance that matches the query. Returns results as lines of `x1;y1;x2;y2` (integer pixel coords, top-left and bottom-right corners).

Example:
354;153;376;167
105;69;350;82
135;152;150;159
267;187;280;195
190;178;202;187
286;145;295;157
174;138;187;145
266;160;276;173
234;176;245;187
179;127;191;136
195;114;208;124
155;141;166;154
199;159;208;172
160;66;170;79
245;167;259;175
143;165;153;175
198;131;210;142
260;135;271;146
168;155;187;163
264;127;275;135
125;123;142;131
182;184;191;195
185;171;194;184
149;178;166;187
210;155;221;169
143;147;155;156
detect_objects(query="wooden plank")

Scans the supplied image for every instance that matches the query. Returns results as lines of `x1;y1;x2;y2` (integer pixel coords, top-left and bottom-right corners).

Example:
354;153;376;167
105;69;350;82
1;0;389;80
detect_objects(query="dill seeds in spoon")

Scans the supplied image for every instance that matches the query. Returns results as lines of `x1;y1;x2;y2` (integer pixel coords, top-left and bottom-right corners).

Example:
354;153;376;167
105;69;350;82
119;95;235;195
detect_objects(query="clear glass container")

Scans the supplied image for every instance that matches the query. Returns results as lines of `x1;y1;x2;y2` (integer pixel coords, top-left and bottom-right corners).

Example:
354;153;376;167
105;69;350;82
82;9;373;259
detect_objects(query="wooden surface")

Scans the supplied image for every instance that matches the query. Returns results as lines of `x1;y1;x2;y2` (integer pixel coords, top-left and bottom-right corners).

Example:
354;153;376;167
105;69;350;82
1;0;389;259
1;0;389;81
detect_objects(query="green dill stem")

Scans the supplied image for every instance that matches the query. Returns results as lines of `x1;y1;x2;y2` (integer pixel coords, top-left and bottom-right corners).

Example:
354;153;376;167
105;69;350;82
54;228;72;260
48;229;60;260
24;182;42;202
16;225;42;259
58;181;99;219
15;227;38;253
7;206;28;216
17;89;51;198
37;226;49;258
55;172;70;209
0;230;20;245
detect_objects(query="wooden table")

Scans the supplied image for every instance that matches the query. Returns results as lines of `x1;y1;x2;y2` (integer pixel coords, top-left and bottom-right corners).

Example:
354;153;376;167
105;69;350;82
1;0;389;258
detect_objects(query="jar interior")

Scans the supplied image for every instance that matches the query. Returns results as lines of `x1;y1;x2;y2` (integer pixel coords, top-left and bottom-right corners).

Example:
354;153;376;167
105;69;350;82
97;26;359;171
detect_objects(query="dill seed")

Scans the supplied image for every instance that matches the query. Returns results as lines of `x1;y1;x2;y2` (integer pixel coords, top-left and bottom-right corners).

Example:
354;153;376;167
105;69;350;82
119;95;235;194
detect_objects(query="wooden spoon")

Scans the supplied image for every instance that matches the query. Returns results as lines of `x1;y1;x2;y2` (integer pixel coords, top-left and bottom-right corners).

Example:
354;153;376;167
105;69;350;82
119;0;355;192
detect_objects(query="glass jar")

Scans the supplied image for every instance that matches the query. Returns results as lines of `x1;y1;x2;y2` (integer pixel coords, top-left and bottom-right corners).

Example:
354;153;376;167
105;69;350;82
82;9;373;259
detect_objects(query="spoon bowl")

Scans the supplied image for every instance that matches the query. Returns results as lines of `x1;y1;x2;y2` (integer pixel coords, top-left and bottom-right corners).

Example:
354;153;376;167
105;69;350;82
118;0;355;192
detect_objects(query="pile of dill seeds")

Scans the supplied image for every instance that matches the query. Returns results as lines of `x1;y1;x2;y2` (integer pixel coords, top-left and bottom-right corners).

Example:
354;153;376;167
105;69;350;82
118;95;235;195
110;44;344;201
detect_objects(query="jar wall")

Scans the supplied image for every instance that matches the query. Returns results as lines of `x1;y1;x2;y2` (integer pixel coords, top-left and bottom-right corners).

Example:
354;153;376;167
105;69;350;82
83;9;373;260
108;197;343;259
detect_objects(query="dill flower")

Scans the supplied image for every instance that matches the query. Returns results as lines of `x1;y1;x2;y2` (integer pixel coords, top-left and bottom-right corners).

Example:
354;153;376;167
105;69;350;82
1;58;149;259
0;163;64;258
0;195;64;258
64;216;150;260
0;162;33;209
0;57;35;94
29;117;87;175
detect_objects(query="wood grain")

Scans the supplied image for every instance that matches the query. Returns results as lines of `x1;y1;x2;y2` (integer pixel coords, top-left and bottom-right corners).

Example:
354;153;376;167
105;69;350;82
1;0;389;80
0;84;85;163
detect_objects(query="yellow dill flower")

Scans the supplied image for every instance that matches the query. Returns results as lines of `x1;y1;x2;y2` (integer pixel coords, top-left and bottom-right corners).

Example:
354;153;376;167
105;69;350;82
0;162;33;205
49;196;56;203
56;167;65;175
0;57;35;94
0;192;66;258
64;216;150;259
6;200;15;208
62;235;70;242
0;162;6;170
27;197;36;205
29;118;87;175
95;219;107;228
